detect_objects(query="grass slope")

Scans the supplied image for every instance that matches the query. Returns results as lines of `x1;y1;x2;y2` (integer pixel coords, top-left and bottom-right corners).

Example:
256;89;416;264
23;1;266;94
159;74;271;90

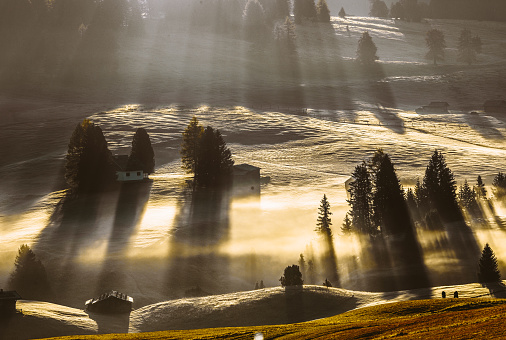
43;298;506;340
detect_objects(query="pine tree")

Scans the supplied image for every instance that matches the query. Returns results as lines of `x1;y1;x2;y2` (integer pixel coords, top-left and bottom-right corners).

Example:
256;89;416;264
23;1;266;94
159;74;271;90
475;175;487;199
274;16;296;49
492;172;506;200
477;243;501;283
459;180;477;209
298;253;306;278
425;28;446;65
390;2;405;19
348;162;374;234
323;278;332;287
338;7;346;18
356;31;379;65
8;244;52;300
458;29;481;65
279;265;303;286
341;213;353;234
65;119;115;193
294;0;317;24
369;0;389;18
259;280;265;288
181;117;204;174
316;0;331;22
315;194;332;236
194;126;234;187
421;150;460;221
127;128;155;174
372;154;412;234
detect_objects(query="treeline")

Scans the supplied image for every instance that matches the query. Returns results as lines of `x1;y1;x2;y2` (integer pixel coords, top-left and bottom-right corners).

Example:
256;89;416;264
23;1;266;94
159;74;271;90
369;0;506;22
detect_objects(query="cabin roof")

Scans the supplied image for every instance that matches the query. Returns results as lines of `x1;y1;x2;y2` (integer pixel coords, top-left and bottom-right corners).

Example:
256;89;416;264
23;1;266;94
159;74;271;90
86;291;133;306
0;290;21;301
233;164;260;172
112;155;130;171
427;102;450;107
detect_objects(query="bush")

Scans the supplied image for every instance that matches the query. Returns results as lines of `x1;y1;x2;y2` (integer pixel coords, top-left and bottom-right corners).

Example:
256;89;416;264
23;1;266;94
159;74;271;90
280;265;303;286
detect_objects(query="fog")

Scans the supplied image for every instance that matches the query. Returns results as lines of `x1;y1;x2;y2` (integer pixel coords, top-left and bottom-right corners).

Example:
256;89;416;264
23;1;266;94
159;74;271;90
1;0;506;312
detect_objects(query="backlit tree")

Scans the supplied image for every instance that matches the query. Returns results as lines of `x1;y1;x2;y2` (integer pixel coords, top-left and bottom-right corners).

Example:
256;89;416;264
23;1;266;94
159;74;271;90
425;28;446;65
127;128;155;174
316;0;331;22
181;117;204;174
356;31;378;65
477;243;501;283
280;264;303;286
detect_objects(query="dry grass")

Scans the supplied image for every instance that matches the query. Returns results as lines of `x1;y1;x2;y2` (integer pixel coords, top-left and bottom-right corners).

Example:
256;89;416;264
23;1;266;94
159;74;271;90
42;298;506;340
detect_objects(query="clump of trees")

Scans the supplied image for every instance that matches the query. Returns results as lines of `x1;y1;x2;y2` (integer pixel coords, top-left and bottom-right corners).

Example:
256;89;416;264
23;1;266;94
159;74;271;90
492;172;506;201
425;28;446;65
280;265;304;286
316;0;331;23
65;119;115;193
356;31;379;65
8;245;52;300
457;29;482;65
293;0;317;24
127;128;155;174
181;117;234;187
274;16;297;50
477;243;501;283
369;0;389;18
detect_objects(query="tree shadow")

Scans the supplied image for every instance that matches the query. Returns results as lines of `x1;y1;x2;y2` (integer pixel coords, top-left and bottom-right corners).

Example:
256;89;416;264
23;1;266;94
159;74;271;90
482;282;506;298
463;113;504;141
164;184;231;297
284;285;305;323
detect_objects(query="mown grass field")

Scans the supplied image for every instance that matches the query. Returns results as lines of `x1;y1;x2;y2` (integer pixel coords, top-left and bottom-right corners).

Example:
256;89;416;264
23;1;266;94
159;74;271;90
43;298;506;339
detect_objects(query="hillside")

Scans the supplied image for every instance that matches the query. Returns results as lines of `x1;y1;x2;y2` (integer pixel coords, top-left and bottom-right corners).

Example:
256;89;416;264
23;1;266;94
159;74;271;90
2;282;505;340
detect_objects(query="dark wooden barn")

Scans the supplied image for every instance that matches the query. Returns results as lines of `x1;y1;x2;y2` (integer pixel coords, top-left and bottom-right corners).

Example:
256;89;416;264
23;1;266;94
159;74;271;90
85;291;133;314
0;290;21;317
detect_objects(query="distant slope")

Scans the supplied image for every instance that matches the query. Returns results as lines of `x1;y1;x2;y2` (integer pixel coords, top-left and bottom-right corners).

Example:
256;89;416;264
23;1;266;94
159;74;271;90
4;282;505;340
42;298;506;340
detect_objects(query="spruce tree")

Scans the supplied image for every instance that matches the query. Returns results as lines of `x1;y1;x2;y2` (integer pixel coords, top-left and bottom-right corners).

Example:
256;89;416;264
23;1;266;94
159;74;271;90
316;0;331;22
341;213;353;235
475;175;487;199
348;162;374;234
356;31;379;65
458;29;481;65
458;180;477;209
181;117;204;174
315;194;332;237
274;16;296;50
425;28;446;65
294;0;317;24
8;244;52;300
338;7;346;18
492;172;506;200
65;119;114;193
127;128;155;174
369;0;389;18
477;243;501;283
279;265;303;286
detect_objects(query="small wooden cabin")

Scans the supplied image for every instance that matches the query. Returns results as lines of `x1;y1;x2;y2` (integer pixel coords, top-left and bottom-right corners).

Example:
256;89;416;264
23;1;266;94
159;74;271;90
85;291;133;314
484;100;506;114
0;290;21;317
112;155;144;182
415;102;450;114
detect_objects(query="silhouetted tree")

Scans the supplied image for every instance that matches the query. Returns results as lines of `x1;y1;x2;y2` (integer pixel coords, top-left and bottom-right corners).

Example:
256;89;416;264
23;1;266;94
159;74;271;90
316;0;331;22
400;0;422;22
369;0;389;18
459;180;477;208
492;172;506;201
338;7;346;18
475;175;487;200
294;0;317;24
425;28;446;65
323;278;332;287
274;16;296;49
307;259;316;284
478;243;501;283
348;162;374;234
280;264;303;286
255;281;260;289
127;128;155;174
243;0;267;40
421;150;460;221
356;31;378;65
65;119;115;193
260;280;265;288
8;245;51;300
298;253;306;278
341;213;353;234
390;2;405;19
181;117;204;174
458;29;481;65
315;194;332;236
194;126;234;187
372;153;412;234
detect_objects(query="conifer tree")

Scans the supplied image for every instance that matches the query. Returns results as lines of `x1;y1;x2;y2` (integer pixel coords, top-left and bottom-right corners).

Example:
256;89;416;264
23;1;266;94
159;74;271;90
274;16;296;49
243;0;267;40
348;162;374;234
65;119;115;193
369;0;389;18
341;213;353;235
459;180;477;209
316;0;331;22
356;31;379;65
279;265;303;286
127;128;155;174
294;0;317;24
458;29;481;65
338;7;346;18
492;172;506;200
8;244;52;300
475;175;487;199
181;117;204;174
425;28;446;65
315;194;332;237
477;243;501;283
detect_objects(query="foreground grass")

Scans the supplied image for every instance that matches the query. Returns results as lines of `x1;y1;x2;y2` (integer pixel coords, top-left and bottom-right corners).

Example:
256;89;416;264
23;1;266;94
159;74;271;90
44;298;506;340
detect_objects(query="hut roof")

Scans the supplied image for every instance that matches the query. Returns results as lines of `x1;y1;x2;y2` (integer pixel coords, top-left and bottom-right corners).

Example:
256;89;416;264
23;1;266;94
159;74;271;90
86;290;133;306
0;290;21;301
233;164;260;172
